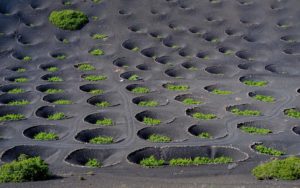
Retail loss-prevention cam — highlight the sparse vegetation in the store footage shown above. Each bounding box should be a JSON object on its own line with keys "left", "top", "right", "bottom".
{"left": 0, "top": 154, "right": 49, "bottom": 183}
{"left": 252, "top": 156, "right": 300, "bottom": 180}
{"left": 138, "top": 100, "right": 159, "bottom": 107}
{"left": 84, "top": 75, "right": 107, "bottom": 81}
{"left": 77, "top": 63, "right": 95, "bottom": 71}
{"left": 47, "top": 112, "right": 66, "bottom": 120}
{"left": 212, "top": 89, "right": 233, "bottom": 95}
{"left": 169, "top": 156, "right": 233, "bottom": 166}
{"left": 131, "top": 87, "right": 150, "bottom": 94}
{"left": 139, "top": 156, "right": 165, "bottom": 167}
{"left": 49, "top": 9, "right": 88, "bottom": 30}
{"left": 85, "top": 158, "right": 101, "bottom": 168}
{"left": 92, "top": 33, "right": 107, "bottom": 40}
{"left": 284, "top": 108, "right": 300, "bottom": 119}
{"left": 47, "top": 76, "right": 63, "bottom": 82}
{"left": 230, "top": 108, "right": 261, "bottom": 116}
{"left": 128, "top": 74, "right": 139, "bottom": 81}
{"left": 243, "top": 80, "right": 268, "bottom": 87}
{"left": 131, "top": 47, "right": 139, "bottom": 52}
{"left": 0, "top": 114, "right": 25, "bottom": 122}
{"left": 46, "top": 67, "right": 59, "bottom": 72}
{"left": 198, "top": 132, "right": 212, "bottom": 139}
{"left": 95, "top": 101, "right": 110, "bottom": 107}
{"left": 22, "top": 56, "right": 32, "bottom": 62}
{"left": 89, "top": 136, "right": 113, "bottom": 144}
{"left": 34, "top": 132, "right": 59, "bottom": 141}
{"left": 7, "top": 88, "right": 25, "bottom": 94}
{"left": 53, "top": 99, "right": 72, "bottom": 105}
{"left": 239, "top": 126, "right": 272, "bottom": 135}
{"left": 254, "top": 144, "right": 284, "bottom": 156}
{"left": 143, "top": 117, "right": 161, "bottom": 125}
{"left": 192, "top": 112, "right": 217, "bottom": 120}
{"left": 95, "top": 118, "right": 113, "bottom": 126}
{"left": 182, "top": 98, "right": 201, "bottom": 105}
{"left": 165, "top": 84, "right": 189, "bottom": 91}
{"left": 16, "top": 68, "right": 26, "bottom": 72}
{"left": 88, "top": 89, "right": 104, "bottom": 95}
{"left": 253, "top": 94, "right": 275, "bottom": 102}
{"left": 14, "top": 77, "right": 28, "bottom": 83}
{"left": 44, "top": 89, "right": 64, "bottom": 94}
{"left": 54, "top": 55, "right": 66, "bottom": 60}
{"left": 89, "top": 49, "right": 104, "bottom": 56}
{"left": 147, "top": 134, "right": 171, "bottom": 142}
{"left": 7, "top": 100, "right": 30, "bottom": 106}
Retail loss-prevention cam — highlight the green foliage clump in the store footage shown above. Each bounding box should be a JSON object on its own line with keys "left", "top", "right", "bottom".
{"left": 89, "top": 49, "right": 104, "bottom": 56}
{"left": 0, "top": 114, "right": 25, "bottom": 122}
{"left": 95, "top": 101, "right": 110, "bottom": 107}
{"left": 128, "top": 74, "right": 139, "bottom": 81}
{"left": 143, "top": 117, "right": 161, "bottom": 125}
{"left": 54, "top": 55, "right": 66, "bottom": 60}
{"left": 77, "top": 63, "right": 95, "bottom": 71}
{"left": 44, "top": 89, "right": 64, "bottom": 94}
{"left": 46, "top": 67, "right": 59, "bottom": 72}
{"left": 169, "top": 156, "right": 233, "bottom": 166}
{"left": 131, "top": 47, "right": 139, "bottom": 52}
{"left": 254, "top": 144, "right": 284, "bottom": 156}
{"left": 84, "top": 75, "right": 107, "bottom": 81}
{"left": 131, "top": 87, "right": 150, "bottom": 94}
{"left": 198, "top": 132, "right": 212, "bottom": 139}
{"left": 182, "top": 98, "right": 201, "bottom": 105}
{"left": 47, "top": 112, "right": 66, "bottom": 120}
{"left": 92, "top": 33, "right": 107, "bottom": 40}
{"left": 85, "top": 159, "right": 101, "bottom": 167}
{"left": 34, "top": 132, "right": 58, "bottom": 141}
{"left": 165, "top": 84, "right": 189, "bottom": 91}
{"left": 89, "top": 136, "right": 113, "bottom": 144}
{"left": 49, "top": 9, "right": 88, "bottom": 30}
{"left": 212, "top": 89, "right": 233, "bottom": 95}
{"left": 14, "top": 77, "right": 28, "bottom": 83}
{"left": 22, "top": 56, "right": 32, "bottom": 62}
{"left": 147, "top": 134, "right": 171, "bottom": 143}
{"left": 253, "top": 94, "right": 275, "bottom": 102}
{"left": 88, "top": 89, "right": 104, "bottom": 95}
{"left": 95, "top": 118, "right": 113, "bottom": 126}
{"left": 284, "top": 108, "right": 300, "bottom": 119}
{"left": 230, "top": 108, "right": 261, "bottom": 116}
{"left": 0, "top": 154, "right": 49, "bottom": 183}
{"left": 192, "top": 112, "right": 217, "bottom": 120}
{"left": 252, "top": 156, "right": 300, "bottom": 180}
{"left": 139, "top": 156, "right": 165, "bottom": 167}
{"left": 7, "top": 100, "right": 30, "bottom": 106}
{"left": 53, "top": 100, "right": 72, "bottom": 105}
{"left": 47, "top": 76, "right": 63, "bottom": 82}
{"left": 138, "top": 100, "right": 159, "bottom": 107}
{"left": 239, "top": 126, "right": 272, "bottom": 135}
{"left": 7, "top": 88, "right": 25, "bottom": 94}
{"left": 16, "top": 68, "right": 26, "bottom": 73}
{"left": 243, "top": 80, "right": 268, "bottom": 87}
{"left": 169, "top": 158, "right": 193, "bottom": 166}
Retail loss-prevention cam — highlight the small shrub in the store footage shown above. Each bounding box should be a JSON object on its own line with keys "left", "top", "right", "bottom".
{"left": 7, "top": 100, "right": 30, "bottom": 106}
{"left": 16, "top": 68, "right": 26, "bottom": 73}
{"left": 92, "top": 0, "right": 102, "bottom": 3}
{"left": 198, "top": 132, "right": 212, "bottom": 139}
{"left": 54, "top": 55, "right": 66, "bottom": 60}
{"left": 47, "top": 112, "right": 66, "bottom": 120}
{"left": 131, "top": 47, "right": 139, "bottom": 52}
{"left": 95, "top": 118, "right": 113, "bottom": 126}
{"left": 44, "top": 89, "right": 64, "bottom": 94}
{"left": 243, "top": 80, "right": 268, "bottom": 87}
{"left": 53, "top": 99, "right": 72, "bottom": 105}
{"left": 138, "top": 100, "right": 159, "bottom": 107}
{"left": 254, "top": 144, "right": 284, "bottom": 156}
{"left": 192, "top": 156, "right": 233, "bottom": 165}
{"left": 89, "top": 136, "right": 113, "bottom": 144}
{"left": 14, "top": 77, "right": 28, "bottom": 83}
{"left": 284, "top": 108, "right": 300, "bottom": 119}
{"left": 0, "top": 114, "right": 25, "bottom": 122}
{"left": 128, "top": 74, "right": 139, "bottom": 81}
{"left": 131, "top": 87, "right": 150, "bottom": 94}
{"left": 169, "top": 158, "right": 193, "bottom": 166}
{"left": 165, "top": 84, "right": 189, "bottom": 91}
{"left": 0, "top": 155, "right": 49, "bottom": 183}
{"left": 139, "top": 156, "right": 165, "bottom": 167}
{"left": 230, "top": 108, "right": 261, "bottom": 116}
{"left": 34, "top": 132, "right": 58, "bottom": 141}
{"left": 22, "top": 56, "right": 32, "bottom": 62}
{"left": 47, "top": 76, "right": 63, "bottom": 82}
{"left": 77, "top": 63, "right": 95, "bottom": 71}
{"left": 7, "top": 88, "right": 25, "bottom": 94}
{"left": 92, "top": 33, "right": 107, "bottom": 40}
{"left": 182, "top": 98, "right": 201, "bottom": 105}
{"left": 85, "top": 159, "right": 101, "bottom": 168}
{"left": 95, "top": 101, "right": 110, "bottom": 107}
{"left": 147, "top": 134, "right": 171, "bottom": 142}
{"left": 84, "top": 75, "right": 107, "bottom": 81}
{"left": 143, "top": 117, "right": 161, "bottom": 125}
{"left": 252, "top": 156, "right": 300, "bottom": 180}
{"left": 49, "top": 9, "right": 88, "bottom": 30}
{"left": 46, "top": 67, "right": 59, "bottom": 72}
{"left": 192, "top": 112, "right": 217, "bottom": 120}
{"left": 88, "top": 89, "right": 104, "bottom": 95}
{"left": 89, "top": 49, "right": 104, "bottom": 56}
{"left": 239, "top": 126, "right": 272, "bottom": 135}
{"left": 212, "top": 89, "right": 233, "bottom": 95}
{"left": 253, "top": 95, "right": 275, "bottom": 102}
